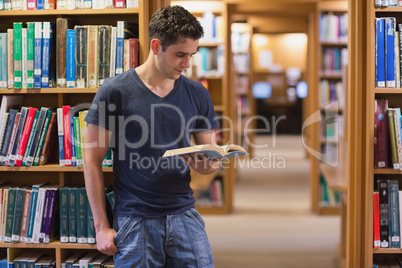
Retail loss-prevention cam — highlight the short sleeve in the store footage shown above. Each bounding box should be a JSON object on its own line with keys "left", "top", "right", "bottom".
{"left": 193, "top": 87, "right": 220, "bottom": 133}
{"left": 84, "top": 80, "right": 119, "bottom": 132}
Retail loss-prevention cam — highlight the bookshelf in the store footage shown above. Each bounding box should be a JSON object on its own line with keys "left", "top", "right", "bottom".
{"left": 170, "top": 0, "right": 235, "bottom": 214}
{"left": 346, "top": 0, "right": 402, "bottom": 266}
{"left": 0, "top": 0, "right": 168, "bottom": 266}
{"left": 230, "top": 22, "right": 255, "bottom": 157}
{"left": 310, "top": 0, "right": 348, "bottom": 215}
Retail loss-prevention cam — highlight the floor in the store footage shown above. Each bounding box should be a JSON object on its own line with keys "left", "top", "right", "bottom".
{"left": 203, "top": 135, "right": 341, "bottom": 268}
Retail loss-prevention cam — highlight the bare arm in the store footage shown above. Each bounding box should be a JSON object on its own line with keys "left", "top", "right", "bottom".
{"left": 179, "top": 130, "right": 221, "bottom": 174}
{"left": 83, "top": 123, "right": 118, "bottom": 256}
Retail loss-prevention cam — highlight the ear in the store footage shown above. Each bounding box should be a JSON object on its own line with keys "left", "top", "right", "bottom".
{"left": 151, "top": 39, "right": 161, "bottom": 55}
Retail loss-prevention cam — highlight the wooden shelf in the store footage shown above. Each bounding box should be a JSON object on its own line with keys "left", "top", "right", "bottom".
{"left": 374, "top": 168, "right": 402, "bottom": 174}
{"left": 0, "top": 88, "right": 99, "bottom": 94}
{"left": 199, "top": 42, "right": 223, "bottom": 47}
{"left": 317, "top": 206, "right": 341, "bottom": 215}
{"left": 321, "top": 41, "right": 348, "bottom": 46}
{"left": 0, "top": 241, "right": 97, "bottom": 249}
{"left": 375, "top": 7, "right": 402, "bottom": 12}
{"left": 374, "top": 88, "right": 402, "bottom": 94}
{"left": 0, "top": 8, "right": 139, "bottom": 16}
{"left": 319, "top": 72, "right": 343, "bottom": 79}
{"left": 0, "top": 164, "right": 113, "bottom": 172}
{"left": 373, "top": 248, "right": 402, "bottom": 254}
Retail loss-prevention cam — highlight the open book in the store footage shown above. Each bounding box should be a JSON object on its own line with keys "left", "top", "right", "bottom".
{"left": 162, "top": 144, "right": 248, "bottom": 159}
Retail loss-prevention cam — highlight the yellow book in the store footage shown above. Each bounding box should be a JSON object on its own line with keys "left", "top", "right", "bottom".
{"left": 79, "top": 111, "right": 87, "bottom": 160}
{"left": 162, "top": 144, "right": 247, "bottom": 159}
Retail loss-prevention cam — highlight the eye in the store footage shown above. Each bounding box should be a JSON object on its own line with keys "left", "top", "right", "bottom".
{"left": 176, "top": 54, "right": 185, "bottom": 58}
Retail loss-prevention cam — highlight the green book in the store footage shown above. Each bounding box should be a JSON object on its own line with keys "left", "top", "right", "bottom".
{"left": 4, "top": 186, "right": 16, "bottom": 242}
{"left": 87, "top": 197, "right": 95, "bottom": 244}
{"left": 33, "top": 109, "right": 52, "bottom": 166}
{"left": 76, "top": 186, "right": 87, "bottom": 244}
{"left": 27, "top": 22, "right": 35, "bottom": 88}
{"left": 68, "top": 187, "right": 77, "bottom": 243}
{"left": 73, "top": 117, "right": 83, "bottom": 167}
{"left": 13, "top": 22, "right": 23, "bottom": 89}
{"left": 11, "top": 186, "right": 26, "bottom": 242}
{"left": 106, "top": 190, "right": 115, "bottom": 209}
{"left": 22, "top": 110, "right": 39, "bottom": 166}
{"left": 59, "top": 186, "right": 69, "bottom": 243}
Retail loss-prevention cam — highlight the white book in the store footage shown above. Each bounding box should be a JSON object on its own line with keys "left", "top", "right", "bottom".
{"left": 126, "top": 0, "right": 138, "bottom": 7}
{"left": 67, "top": 0, "right": 75, "bottom": 9}
{"left": 22, "top": 28, "right": 27, "bottom": 89}
{"left": 91, "top": 0, "right": 104, "bottom": 9}
{"left": 31, "top": 187, "right": 47, "bottom": 243}
{"left": 79, "top": 252, "right": 98, "bottom": 268}
{"left": 109, "top": 27, "right": 117, "bottom": 78}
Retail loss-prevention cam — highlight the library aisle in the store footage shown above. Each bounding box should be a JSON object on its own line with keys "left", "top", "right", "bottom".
{"left": 203, "top": 135, "right": 341, "bottom": 268}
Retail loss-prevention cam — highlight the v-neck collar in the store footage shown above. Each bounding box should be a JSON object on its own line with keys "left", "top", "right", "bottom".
{"left": 133, "top": 69, "right": 181, "bottom": 101}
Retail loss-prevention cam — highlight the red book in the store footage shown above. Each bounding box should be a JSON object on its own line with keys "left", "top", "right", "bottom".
{"left": 63, "top": 106, "right": 72, "bottom": 166}
{"left": 114, "top": 0, "right": 124, "bottom": 8}
{"left": 129, "top": 38, "right": 139, "bottom": 68}
{"left": 14, "top": 107, "right": 38, "bottom": 166}
{"left": 373, "top": 191, "right": 380, "bottom": 249}
{"left": 39, "top": 112, "right": 56, "bottom": 166}
{"left": 375, "top": 99, "right": 389, "bottom": 169}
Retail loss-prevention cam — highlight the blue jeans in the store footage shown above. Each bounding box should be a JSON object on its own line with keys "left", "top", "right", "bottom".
{"left": 113, "top": 208, "right": 214, "bottom": 267}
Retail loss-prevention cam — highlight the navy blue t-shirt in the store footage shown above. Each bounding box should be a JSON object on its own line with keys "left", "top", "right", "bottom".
{"left": 85, "top": 69, "right": 219, "bottom": 217}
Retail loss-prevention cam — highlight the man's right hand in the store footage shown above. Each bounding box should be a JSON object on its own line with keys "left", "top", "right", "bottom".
{"left": 96, "top": 227, "right": 119, "bottom": 256}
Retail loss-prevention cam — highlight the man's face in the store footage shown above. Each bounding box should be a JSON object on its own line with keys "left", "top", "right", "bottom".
{"left": 156, "top": 38, "right": 199, "bottom": 80}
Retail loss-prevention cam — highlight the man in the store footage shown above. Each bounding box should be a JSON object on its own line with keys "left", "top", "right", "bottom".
{"left": 84, "top": 5, "right": 220, "bottom": 267}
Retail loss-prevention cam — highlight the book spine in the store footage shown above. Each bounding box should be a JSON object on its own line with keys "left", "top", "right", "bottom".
{"left": 22, "top": 110, "right": 39, "bottom": 166}
{"left": 14, "top": 107, "right": 37, "bottom": 166}
{"left": 114, "top": 0, "right": 123, "bottom": 8}
{"left": 11, "top": 187, "right": 26, "bottom": 242}
{"left": 126, "top": 0, "right": 137, "bottom": 8}
{"left": 115, "top": 21, "right": 124, "bottom": 75}
{"left": 129, "top": 38, "right": 139, "bottom": 68}
{"left": 0, "top": 110, "right": 17, "bottom": 165}
{"left": 57, "top": 108, "right": 65, "bottom": 167}
{"left": 68, "top": 187, "right": 76, "bottom": 243}
{"left": 38, "top": 112, "right": 56, "bottom": 166}
{"left": 13, "top": 22, "right": 22, "bottom": 89}
{"left": 74, "top": 117, "right": 82, "bottom": 167}
{"left": 41, "top": 22, "right": 51, "bottom": 88}
{"left": 7, "top": 29, "right": 14, "bottom": 89}
{"left": 26, "top": 184, "right": 40, "bottom": 243}
{"left": 57, "top": 18, "right": 68, "bottom": 88}
{"left": 59, "top": 187, "right": 69, "bottom": 243}
{"left": 43, "top": 187, "right": 56, "bottom": 243}
{"left": 33, "top": 109, "right": 51, "bottom": 166}
{"left": 386, "top": 17, "right": 396, "bottom": 88}
{"left": 376, "top": 18, "right": 386, "bottom": 88}
{"left": 0, "top": 33, "right": 7, "bottom": 88}
{"left": 66, "top": 29, "right": 76, "bottom": 88}
{"left": 63, "top": 106, "right": 72, "bottom": 166}
{"left": 36, "top": 0, "right": 43, "bottom": 9}
{"left": 34, "top": 22, "right": 42, "bottom": 89}
{"left": 379, "top": 179, "right": 390, "bottom": 248}
{"left": 0, "top": 113, "right": 9, "bottom": 155}
{"left": 27, "top": 22, "right": 35, "bottom": 88}
{"left": 389, "top": 181, "right": 401, "bottom": 248}
{"left": 0, "top": 189, "right": 8, "bottom": 241}
{"left": 83, "top": 0, "right": 90, "bottom": 8}
{"left": 31, "top": 187, "right": 46, "bottom": 243}
{"left": 98, "top": 26, "right": 110, "bottom": 86}
{"left": 8, "top": 107, "right": 28, "bottom": 166}
{"left": 26, "top": 107, "right": 48, "bottom": 166}
{"left": 26, "top": 0, "right": 35, "bottom": 9}
{"left": 4, "top": 187, "right": 16, "bottom": 242}
{"left": 78, "top": 111, "right": 86, "bottom": 161}
{"left": 375, "top": 99, "right": 389, "bottom": 168}
{"left": 22, "top": 28, "right": 27, "bottom": 89}
{"left": 70, "top": 113, "right": 76, "bottom": 167}
{"left": 19, "top": 189, "right": 31, "bottom": 242}
{"left": 123, "top": 39, "right": 129, "bottom": 72}
{"left": 75, "top": 26, "right": 87, "bottom": 88}
{"left": 388, "top": 109, "right": 399, "bottom": 169}
{"left": 109, "top": 26, "right": 116, "bottom": 77}
{"left": 87, "top": 25, "right": 98, "bottom": 88}
{"left": 57, "top": 0, "right": 67, "bottom": 9}
{"left": 5, "top": 113, "right": 20, "bottom": 166}
{"left": 87, "top": 198, "right": 95, "bottom": 244}
{"left": 67, "top": 0, "right": 74, "bottom": 9}
{"left": 76, "top": 187, "right": 87, "bottom": 244}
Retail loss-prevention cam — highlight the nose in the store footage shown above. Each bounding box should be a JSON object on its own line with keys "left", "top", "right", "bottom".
{"left": 181, "top": 56, "right": 191, "bottom": 69}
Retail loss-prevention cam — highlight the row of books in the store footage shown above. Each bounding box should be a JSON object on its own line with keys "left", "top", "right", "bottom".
{"left": 319, "top": 13, "right": 348, "bottom": 43}
{"left": 0, "top": 0, "right": 138, "bottom": 10}
{"left": 0, "top": 104, "right": 57, "bottom": 167}
{"left": 57, "top": 106, "right": 113, "bottom": 167}
{"left": 320, "top": 143, "right": 338, "bottom": 166}
{"left": 374, "top": 99, "right": 402, "bottom": 169}
{"left": 374, "top": 179, "right": 402, "bottom": 249}
{"left": 234, "top": 75, "right": 249, "bottom": 95}
{"left": 321, "top": 47, "right": 348, "bottom": 75}
{"left": 375, "top": 0, "right": 402, "bottom": 7}
{"left": 0, "top": 19, "right": 139, "bottom": 89}
{"left": 319, "top": 175, "right": 341, "bottom": 207}
{"left": 375, "top": 17, "right": 402, "bottom": 89}
{"left": 185, "top": 46, "right": 224, "bottom": 78}
{"left": 233, "top": 53, "right": 249, "bottom": 74}
{"left": 321, "top": 115, "right": 343, "bottom": 142}
{"left": 194, "top": 179, "right": 223, "bottom": 207}
{"left": 197, "top": 11, "right": 224, "bottom": 44}
{"left": 231, "top": 31, "right": 250, "bottom": 54}
{"left": 320, "top": 79, "right": 345, "bottom": 108}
